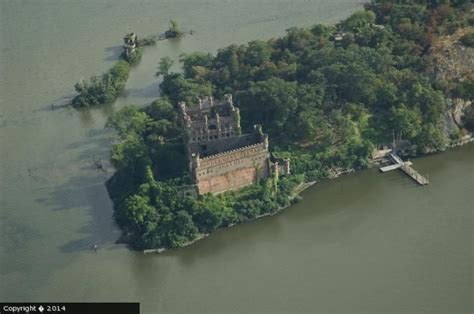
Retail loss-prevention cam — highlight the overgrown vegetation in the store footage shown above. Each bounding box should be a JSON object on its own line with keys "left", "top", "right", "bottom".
{"left": 107, "top": 0, "right": 473, "bottom": 250}
{"left": 460, "top": 31, "right": 474, "bottom": 47}
{"left": 70, "top": 35, "right": 152, "bottom": 108}
{"left": 462, "top": 106, "right": 474, "bottom": 131}
{"left": 71, "top": 61, "right": 131, "bottom": 108}
{"left": 105, "top": 98, "right": 304, "bottom": 249}
{"left": 452, "top": 78, "right": 474, "bottom": 99}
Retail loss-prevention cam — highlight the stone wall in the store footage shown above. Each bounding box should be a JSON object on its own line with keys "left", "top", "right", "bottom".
{"left": 195, "top": 143, "right": 269, "bottom": 194}
{"left": 189, "top": 133, "right": 261, "bottom": 158}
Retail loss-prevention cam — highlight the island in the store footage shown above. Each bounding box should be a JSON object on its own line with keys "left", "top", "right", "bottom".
{"left": 69, "top": 20, "right": 194, "bottom": 109}
{"left": 70, "top": 32, "right": 154, "bottom": 108}
{"left": 105, "top": 0, "right": 473, "bottom": 251}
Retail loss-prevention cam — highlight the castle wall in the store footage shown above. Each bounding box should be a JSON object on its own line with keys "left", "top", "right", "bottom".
{"left": 195, "top": 143, "right": 269, "bottom": 194}
{"left": 189, "top": 133, "right": 261, "bottom": 158}
{"left": 181, "top": 95, "right": 272, "bottom": 195}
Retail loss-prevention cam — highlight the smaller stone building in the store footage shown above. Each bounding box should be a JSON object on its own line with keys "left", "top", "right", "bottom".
{"left": 123, "top": 33, "right": 138, "bottom": 59}
{"left": 179, "top": 95, "right": 289, "bottom": 195}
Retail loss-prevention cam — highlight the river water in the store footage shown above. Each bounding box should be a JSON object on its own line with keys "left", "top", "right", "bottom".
{"left": 0, "top": 1, "right": 472, "bottom": 313}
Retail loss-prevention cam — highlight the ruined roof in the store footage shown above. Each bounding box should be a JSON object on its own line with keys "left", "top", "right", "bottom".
{"left": 189, "top": 133, "right": 263, "bottom": 158}
{"left": 185, "top": 104, "right": 233, "bottom": 121}
{"left": 181, "top": 95, "right": 235, "bottom": 119}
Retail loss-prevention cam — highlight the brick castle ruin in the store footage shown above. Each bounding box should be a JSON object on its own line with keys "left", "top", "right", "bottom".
{"left": 179, "top": 95, "right": 289, "bottom": 195}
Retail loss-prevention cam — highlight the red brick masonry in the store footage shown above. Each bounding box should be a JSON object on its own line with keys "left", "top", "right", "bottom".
{"left": 196, "top": 143, "right": 269, "bottom": 194}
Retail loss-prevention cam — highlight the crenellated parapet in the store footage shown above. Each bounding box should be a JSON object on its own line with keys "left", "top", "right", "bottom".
{"left": 200, "top": 142, "right": 266, "bottom": 164}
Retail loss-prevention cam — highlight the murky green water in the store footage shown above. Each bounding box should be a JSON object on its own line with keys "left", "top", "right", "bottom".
{"left": 1, "top": 1, "right": 472, "bottom": 313}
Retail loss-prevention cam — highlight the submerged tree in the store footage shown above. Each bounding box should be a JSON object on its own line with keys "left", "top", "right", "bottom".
{"left": 165, "top": 20, "right": 182, "bottom": 38}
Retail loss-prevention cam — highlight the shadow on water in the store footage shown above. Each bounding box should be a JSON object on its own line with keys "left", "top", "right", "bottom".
{"left": 158, "top": 212, "right": 285, "bottom": 266}
{"left": 122, "top": 82, "right": 160, "bottom": 99}
{"left": 1, "top": 94, "right": 75, "bottom": 129}
{"left": 63, "top": 129, "right": 114, "bottom": 177}
{"left": 33, "top": 93, "right": 76, "bottom": 113}
{"left": 166, "top": 37, "right": 183, "bottom": 52}
{"left": 56, "top": 176, "right": 114, "bottom": 253}
{"left": 76, "top": 105, "right": 113, "bottom": 129}
{"left": 33, "top": 101, "right": 72, "bottom": 114}
{"left": 35, "top": 128, "right": 118, "bottom": 254}
{"left": 104, "top": 45, "right": 123, "bottom": 62}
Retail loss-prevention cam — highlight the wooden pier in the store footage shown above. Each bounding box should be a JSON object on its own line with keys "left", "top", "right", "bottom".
{"left": 380, "top": 153, "right": 429, "bottom": 185}
{"left": 400, "top": 163, "right": 429, "bottom": 185}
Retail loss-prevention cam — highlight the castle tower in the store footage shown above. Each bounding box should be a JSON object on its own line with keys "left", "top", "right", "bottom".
{"left": 179, "top": 94, "right": 242, "bottom": 145}
{"left": 283, "top": 158, "right": 290, "bottom": 175}
{"left": 123, "top": 33, "right": 138, "bottom": 59}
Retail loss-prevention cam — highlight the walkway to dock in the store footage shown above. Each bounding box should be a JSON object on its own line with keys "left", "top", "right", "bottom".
{"left": 380, "top": 153, "right": 429, "bottom": 185}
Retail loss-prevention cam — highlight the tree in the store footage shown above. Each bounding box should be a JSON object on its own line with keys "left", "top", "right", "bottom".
{"left": 460, "top": 32, "right": 474, "bottom": 47}
{"left": 192, "top": 196, "right": 225, "bottom": 232}
{"left": 243, "top": 40, "right": 273, "bottom": 66}
{"left": 156, "top": 56, "right": 175, "bottom": 78}
{"left": 71, "top": 61, "right": 130, "bottom": 108}
{"left": 390, "top": 104, "right": 422, "bottom": 140}
{"left": 123, "top": 194, "right": 155, "bottom": 227}
{"left": 146, "top": 98, "right": 177, "bottom": 122}
{"left": 106, "top": 106, "right": 152, "bottom": 139}
{"left": 416, "top": 122, "right": 446, "bottom": 152}
{"left": 159, "top": 73, "right": 213, "bottom": 105}
{"left": 241, "top": 77, "right": 298, "bottom": 135}
{"left": 166, "top": 210, "right": 198, "bottom": 248}
{"left": 179, "top": 52, "right": 214, "bottom": 78}
{"left": 310, "top": 24, "right": 335, "bottom": 39}
{"left": 452, "top": 79, "right": 474, "bottom": 100}
{"left": 340, "top": 10, "right": 376, "bottom": 33}
{"left": 165, "top": 20, "right": 182, "bottom": 38}
{"left": 110, "top": 134, "right": 151, "bottom": 179}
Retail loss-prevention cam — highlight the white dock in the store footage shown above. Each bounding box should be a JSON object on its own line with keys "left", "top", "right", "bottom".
{"left": 380, "top": 160, "right": 413, "bottom": 172}
{"left": 380, "top": 163, "right": 402, "bottom": 172}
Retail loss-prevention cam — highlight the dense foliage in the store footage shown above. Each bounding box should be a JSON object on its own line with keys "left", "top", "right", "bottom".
{"left": 460, "top": 31, "right": 474, "bottom": 47}
{"left": 71, "top": 40, "right": 147, "bottom": 108}
{"left": 71, "top": 61, "right": 131, "bottom": 108}
{"left": 106, "top": 98, "right": 304, "bottom": 249}
{"left": 107, "top": 0, "right": 473, "bottom": 250}
{"left": 463, "top": 106, "right": 474, "bottom": 132}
